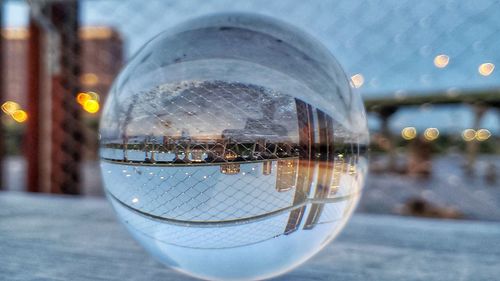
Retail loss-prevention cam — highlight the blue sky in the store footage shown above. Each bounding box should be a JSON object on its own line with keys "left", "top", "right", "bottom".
{"left": 5, "top": 0, "right": 28, "bottom": 26}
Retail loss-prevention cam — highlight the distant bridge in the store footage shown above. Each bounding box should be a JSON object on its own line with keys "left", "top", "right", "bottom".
{"left": 363, "top": 88, "right": 500, "bottom": 174}
{"left": 364, "top": 88, "right": 500, "bottom": 110}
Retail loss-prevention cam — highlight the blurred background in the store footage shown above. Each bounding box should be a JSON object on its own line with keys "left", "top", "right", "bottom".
{"left": 2, "top": 0, "right": 499, "bottom": 221}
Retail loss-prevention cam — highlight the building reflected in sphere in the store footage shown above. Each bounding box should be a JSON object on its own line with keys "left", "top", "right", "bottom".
{"left": 100, "top": 13, "right": 369, "bottom": 281}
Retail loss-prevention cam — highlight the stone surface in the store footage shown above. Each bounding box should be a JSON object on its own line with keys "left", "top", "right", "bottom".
{"left": 1, "top": 191, "right": 499, "bottom": 281}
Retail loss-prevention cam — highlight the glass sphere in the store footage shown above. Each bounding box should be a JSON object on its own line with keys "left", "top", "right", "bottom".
{"left": 100, "top": 13, "right": 369, "bottom": 281}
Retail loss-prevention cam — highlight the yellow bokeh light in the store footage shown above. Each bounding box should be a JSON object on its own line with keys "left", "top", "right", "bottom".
{"left": 83, "top": 100, "right": 100, "bottom": 113}
{"left": 434, "top": 54, "right": 449, "bottom": 68}
{"left": 12, "top": 109, "right": 28, "bottom": 123}
{"left": 462, "top": 129, "right": 476, "bottom": 142}
{"left": 423, "top": 128, "right": 439, "bottom": 141}
{"left": 476, "top": 129, "right": 491, "bottom": 141}
{"left": 1, "top": 101, "right": 20, "bottom": 115}
{"left": 351, "top": 73, "right": 364, "bottom": 88}
{"left": 401, "top": 127, "right": 417, "bottom": 140}
{"left": 80, "top": 73, "right": 99, "bottom": 86}
{"left": 478, "top": 63, "right": 495, "bottom": 76}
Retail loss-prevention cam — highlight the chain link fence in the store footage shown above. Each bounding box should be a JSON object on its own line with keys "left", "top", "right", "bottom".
{"left": 2, "top": 0, "right": 499, "bottom": 220}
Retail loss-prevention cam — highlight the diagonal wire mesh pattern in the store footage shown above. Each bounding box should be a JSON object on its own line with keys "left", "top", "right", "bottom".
{"left": 102, "top": 161, "right": 297, "bottom": 222}
{"left": 77, "top": 0, "right": 500, "bottom": 95}
{"left": 99, "top": 80, "right": 303, "bottom": 223}
{"left": 109, "top": 182, "right": 358, "bottom": 249}
{"left": 99, "top": 72, "right": 364, "bottom": 223}
{"left": 5, "top": 0, "right": 499, "bottom": 196}
{"left": 111, "top": 196, "right": 295, "bottom": 249}
{"left": 103, "top": 80, "right": 299, "bottom": 158}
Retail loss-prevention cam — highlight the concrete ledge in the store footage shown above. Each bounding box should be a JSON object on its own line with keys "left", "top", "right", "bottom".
{"left": 1, "top": 192, "right": 499, "bottom": 281}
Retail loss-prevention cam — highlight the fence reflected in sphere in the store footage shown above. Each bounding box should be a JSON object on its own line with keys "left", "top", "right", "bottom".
{"left": 100, "top": 13, "right": 369, "bottom": 281}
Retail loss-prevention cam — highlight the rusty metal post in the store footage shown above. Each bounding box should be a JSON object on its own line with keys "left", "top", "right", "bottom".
{"left": 377, "top": 106, "right": 398, "bottom": 172}
{"left": 0, "top": 0, "right": 6, "bottom": 190}
{"left": 25, "top": 9, "right": 43, "bottom": 193}
{"left": 49, "top": 1, "right": 82, "bottom": 194}
{"left": 26, "top": 1, "right": 82, "bottom": 194}
{"left": 0, "top": 0, "right": 4, "bottom": 190}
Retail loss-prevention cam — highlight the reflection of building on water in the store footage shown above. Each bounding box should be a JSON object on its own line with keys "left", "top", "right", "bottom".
{"left": 285, "top": 99, "right": 316, "bottom": 234}
{"left": 144, "top": 135, "right": 158, "bottom": 163}
{"left": 263, "top": 160, "right": 273, "bottom": 175}
{"left": 285, "top": 99, "right": 360, "bottom": 234}
{"left": 276, "top": 159, "right": 298, "bottom": 192}
{"left": 101, "top": 97, "right": 363, "bottom": 237}
{"left": 220, "top": 163, "right": 241, "bottom": 175}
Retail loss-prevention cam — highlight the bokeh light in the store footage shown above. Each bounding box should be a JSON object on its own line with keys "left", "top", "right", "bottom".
{"left": 80, "top": 73, "right": 100, "bottom": 86}
{"left": 423, "top": 128, "right": 439, "bottom": 141}
{"left": 83, "top": 100, "right": 100, "bottom": 113}
{"left": 1, "top": 101, "right": 20, "bottom": 115}
{"left": 76, "top": 92, "right": 92, "bottom": 105}
{"left": 351, "top": 73, "right": 364, "bottom": 88}
{"left": 478, "top": 62, "right": 495, "bottom": 76}
{"left": 87, "top": 91, "right": 100, "bottom": 102}
{"left": 77, "top": 92, "right": 100, "bottom": 113}
{"left": 476, "top": 129, "right": 491, "bottom": 141}
{"left": 401, "top": 127, "right": 417, "bottom": 140}
{"left": 433, "top": 54, "right": 449, "bottom": 68}
{"left": 462, "top": 129, "right": 476, "bottom": 142}
{"left": 12, "top": 109, "right": 28, "bottom": 123}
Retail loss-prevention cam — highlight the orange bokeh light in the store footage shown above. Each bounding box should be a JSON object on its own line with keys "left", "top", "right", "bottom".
{"left": 12, "top": 109, "right": 28, "bottom": 123}
{"left": 76, "top": 92, "right": 92, "bottom": 105}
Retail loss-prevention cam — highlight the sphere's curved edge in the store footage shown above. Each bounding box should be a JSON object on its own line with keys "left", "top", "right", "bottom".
{"left": 99, "top": 11, "right": 369, "bottom": 281}
{"left": 108, "top": 190, "right": 360, "bottom": 281}
{"left": 106, "top": 188, "right": 361, "bottom": 227}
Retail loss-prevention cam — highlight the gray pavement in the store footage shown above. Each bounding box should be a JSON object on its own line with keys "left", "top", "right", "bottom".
{"left": 1, "top": 192, "right": 499, "bottom": 281}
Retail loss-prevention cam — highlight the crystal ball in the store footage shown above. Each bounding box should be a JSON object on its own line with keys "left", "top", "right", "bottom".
{"left": 100, "top": 13, "right": 369, "bottom": 281}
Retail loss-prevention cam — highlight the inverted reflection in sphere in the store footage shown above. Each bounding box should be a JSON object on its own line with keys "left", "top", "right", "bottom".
{"left": 99, "top": 13, "right": 369, "bottom": 281}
